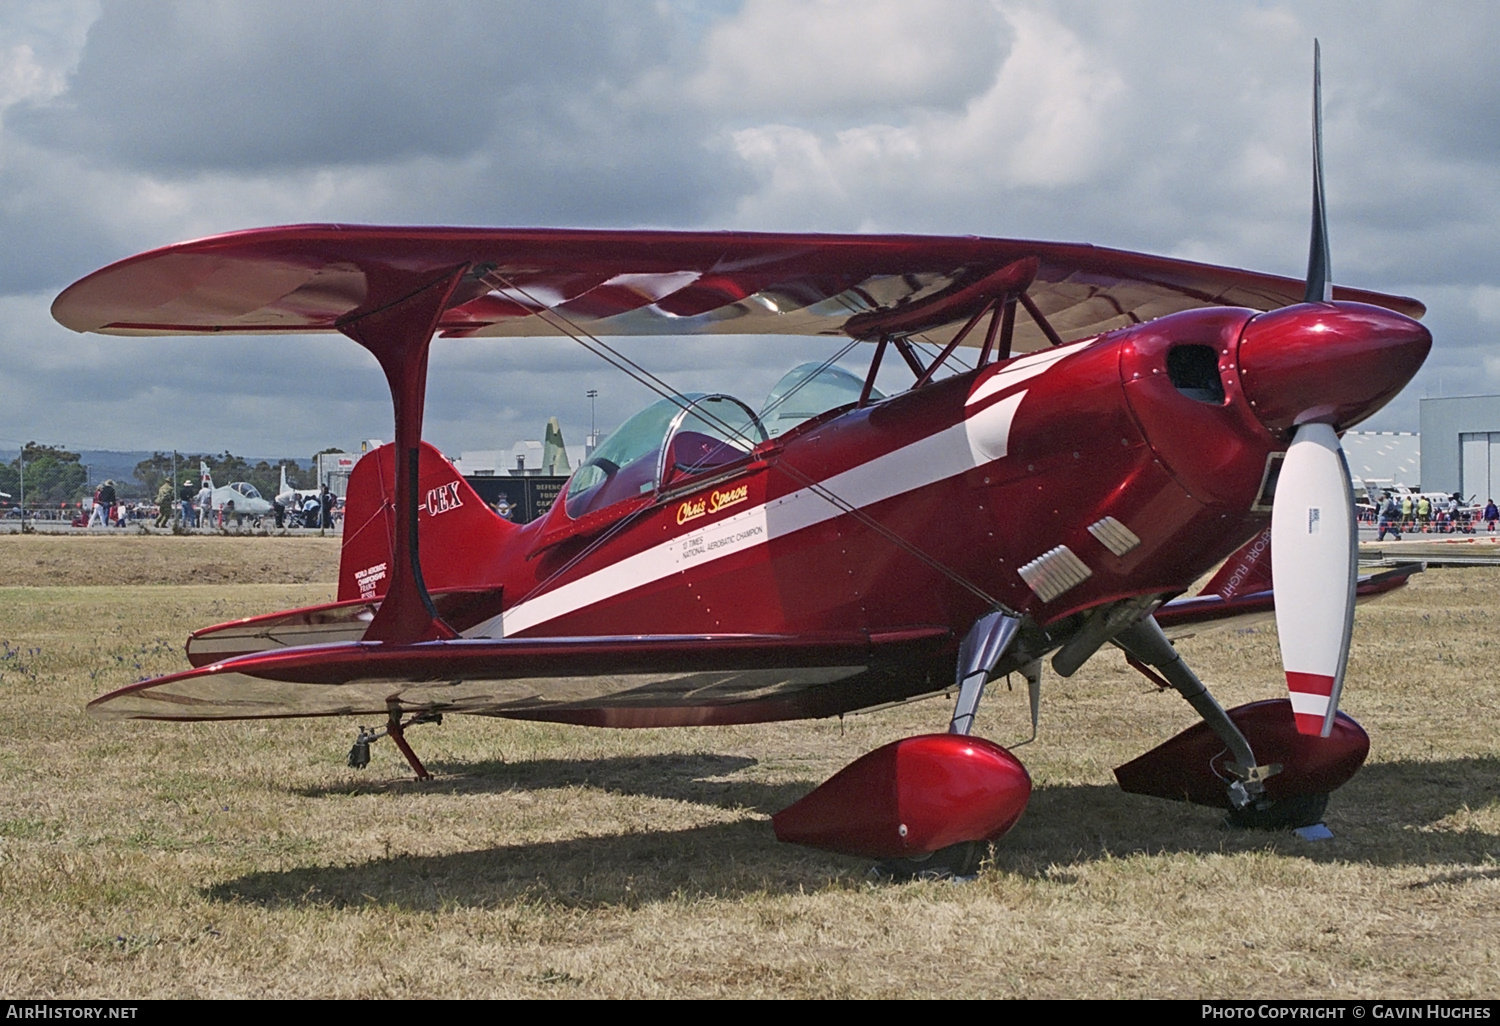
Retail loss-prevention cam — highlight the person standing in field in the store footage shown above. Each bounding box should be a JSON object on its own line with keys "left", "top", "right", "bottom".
{"left": 92, "top": 480, "right": 118, "bottom": 528}
{"left": 155, "top": 481, "right": 175, "bottom": 527}
{"left": 179, "top": 479, "right": 196, "bottom": 526}
{"left": 1378, "top": 495, "right": 1401, "bottom": 542}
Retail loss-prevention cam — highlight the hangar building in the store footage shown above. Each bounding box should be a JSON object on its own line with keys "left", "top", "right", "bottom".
{"left": 1419, "top": 395, "right": 1500, "bottom": 500}
{"left": 1341, "top": 430, "right": 1420, "bottom": 494}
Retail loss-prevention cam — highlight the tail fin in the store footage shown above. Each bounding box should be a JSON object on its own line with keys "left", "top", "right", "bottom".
{"left": 543, "top": 416, "right": 571, "bottom": 475}
{"left": 338, "top": 442, "right": 520, "bottom": 602}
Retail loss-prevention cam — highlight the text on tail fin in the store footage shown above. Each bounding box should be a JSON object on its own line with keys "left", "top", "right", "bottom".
{"left": 338, "top": 441, "right": 520, "bottom": 602}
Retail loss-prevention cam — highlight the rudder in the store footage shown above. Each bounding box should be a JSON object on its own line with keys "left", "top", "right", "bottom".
{"left": 338, "top": 442, "right": 519, "bottom": 602}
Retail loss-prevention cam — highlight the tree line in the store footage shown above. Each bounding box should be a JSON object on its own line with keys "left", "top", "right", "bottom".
{"left": 0, "top": 444, "right": 88, "bottom": 505}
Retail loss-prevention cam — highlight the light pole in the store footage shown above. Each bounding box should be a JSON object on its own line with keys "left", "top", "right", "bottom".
{"left": 586, "top": 389, "right": 599, "bottom": 453}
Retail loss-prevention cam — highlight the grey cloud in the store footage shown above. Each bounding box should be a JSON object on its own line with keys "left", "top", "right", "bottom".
{"left": 4, "top": 1, "right": 1498, "bottom": 457}
{"left": 14, "top": 1, "right": 686, "bottom": 173}
{"left": 1, "top": 2, "right": 752, "bottom": 301}
{"left": 685, "top": 0, "right": 1009, "bottom": 123}
{"left": 1342, "top": 6, "right": 1500, "bottom": 163}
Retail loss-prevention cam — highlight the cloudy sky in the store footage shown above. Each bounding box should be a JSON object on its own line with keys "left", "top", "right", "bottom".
{"left": 2, "top": 1, "right": 1496, "bottom": 459}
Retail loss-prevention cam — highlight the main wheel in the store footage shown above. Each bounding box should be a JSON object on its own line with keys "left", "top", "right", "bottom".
{"left": 871, "top": 840, "right": 985, "bottom": 881}
{"left": 1223, "top": 791, "right": 1329, "bottom": 831}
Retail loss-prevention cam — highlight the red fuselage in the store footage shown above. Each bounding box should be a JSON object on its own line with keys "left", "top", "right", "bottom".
{"left": 411, "top": 302, "right": 1427, "bottom": 647}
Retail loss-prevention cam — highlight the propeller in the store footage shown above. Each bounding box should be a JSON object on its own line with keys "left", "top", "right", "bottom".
{"left": 1304, "top": 40, "right": 1331, "bottom": 305}
{"left": 1271, "top": 423, "right": 1358, "bottom": 736}
{"left": 1271, "top": 41, "right": 1359, "bottom": 738}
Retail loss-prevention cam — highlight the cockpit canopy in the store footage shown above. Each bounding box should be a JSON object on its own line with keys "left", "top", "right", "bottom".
{"left": 231, "top": 482, "right": 261, "bottom": 500}
{"left": 563, "top": 362, "right": 876, "bottom": 520}
{"left": 565, "top": 393, "right": 766, "bottom": 519}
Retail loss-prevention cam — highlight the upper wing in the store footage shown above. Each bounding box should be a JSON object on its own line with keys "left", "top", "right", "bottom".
{"left": 52, "top": 225, "right": 1425, "bottom": 357}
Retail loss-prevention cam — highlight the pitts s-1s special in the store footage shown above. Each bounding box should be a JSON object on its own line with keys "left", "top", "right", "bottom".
{"left": 55, "top": 49, "right": 1429, "bottom": 876}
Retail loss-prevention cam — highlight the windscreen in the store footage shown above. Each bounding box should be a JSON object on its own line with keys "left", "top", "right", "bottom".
{"left": 760, "top": 362, "right": 878, "bottom": 438}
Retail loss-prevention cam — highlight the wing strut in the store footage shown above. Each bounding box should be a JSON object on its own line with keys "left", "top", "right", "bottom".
{"left": 991, "top": 296, "right": 1018, "bottom": 362}
{"left": 893, "top": 338, "right": 927, "bottom": 378}
{"left": 1017, "top": 292, "right": 1066, "bottom": 348}
{"left": 858, "top": 335, "right": 889, "bottom": 407}
{"left": 337, "top": 264, "right": 471, "bottom": 644}
{"left": 912, "top": 302, "right": 992, "bottom": 388}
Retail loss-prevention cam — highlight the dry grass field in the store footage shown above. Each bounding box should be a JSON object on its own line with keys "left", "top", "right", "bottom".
{"left": 0, "top": 534, "right": 1495, "bottom": 998}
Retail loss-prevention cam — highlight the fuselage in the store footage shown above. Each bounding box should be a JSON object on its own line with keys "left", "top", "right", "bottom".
{"left": 128, "top": 299, "right": 1431, "bottom": 726}
{"left": 457, "top": 301, "right": 1425, "bottom": 647}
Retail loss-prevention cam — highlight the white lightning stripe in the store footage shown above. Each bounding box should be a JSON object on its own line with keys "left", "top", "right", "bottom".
{"left": 966, "top": 339, "right": 1091, "bottom": 408}
{"left": 1288, "top": 691, "right": 1331, "bottom": 718}
{"left": 474, "top": 391, "right": 1028, "bottom": 638}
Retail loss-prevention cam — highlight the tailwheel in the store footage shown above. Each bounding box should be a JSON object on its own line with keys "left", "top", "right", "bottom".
{"left": 871, "top": 840, "right": 985, "bottom": 882}
{"left": 345, "top": 708, "right": 443, "bottom": 780}
{"left": 1223, "top": 791, "right": 1329, "bottom": 832}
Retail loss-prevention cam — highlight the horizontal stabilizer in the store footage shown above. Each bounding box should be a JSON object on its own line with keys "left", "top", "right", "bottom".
{"left": 1154, "top": 561, "right": 1419, "bottom": 640}
{"left": 185, "top": 587, "right": 509, "bottom": 666}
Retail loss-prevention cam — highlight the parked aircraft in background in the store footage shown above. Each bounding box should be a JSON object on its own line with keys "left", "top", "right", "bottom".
{"left": 542, "top": 417, "right": 571, "bottom": 476}
{"left": 273, "top": 465, "right": 299, "bottom": 509}
{"left": 199, "top": 461, "right": 274, "bottom": 523}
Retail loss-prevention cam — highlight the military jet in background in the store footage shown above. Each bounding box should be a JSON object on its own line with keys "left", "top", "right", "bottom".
{"left": 199, "top": 461, "right": 274, "bottom": 524}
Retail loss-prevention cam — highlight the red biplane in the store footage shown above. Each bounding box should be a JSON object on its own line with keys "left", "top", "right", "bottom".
{"left": 52, "top": 55, "right": 1431, "bottom": 875}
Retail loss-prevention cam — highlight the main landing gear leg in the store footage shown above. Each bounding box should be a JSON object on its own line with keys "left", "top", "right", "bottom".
{"left": 1112, "top": 615, "right": 1280, "bottom": 810}
{"left": 347, "top": 707, "right": 444, "bottom": 780}
{"left": 948, "top": 610, "right": 1023, "bottom": 736}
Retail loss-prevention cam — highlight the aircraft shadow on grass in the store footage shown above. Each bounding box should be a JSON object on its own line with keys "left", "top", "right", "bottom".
{"left": 208, "top": 754, "right": 1500, "bottom": 911}
{"left": 207, "top": 819, "right": 840, "bottom": 912}
{"left": 296, "top": 752, "right": 805, "bottom": 814}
